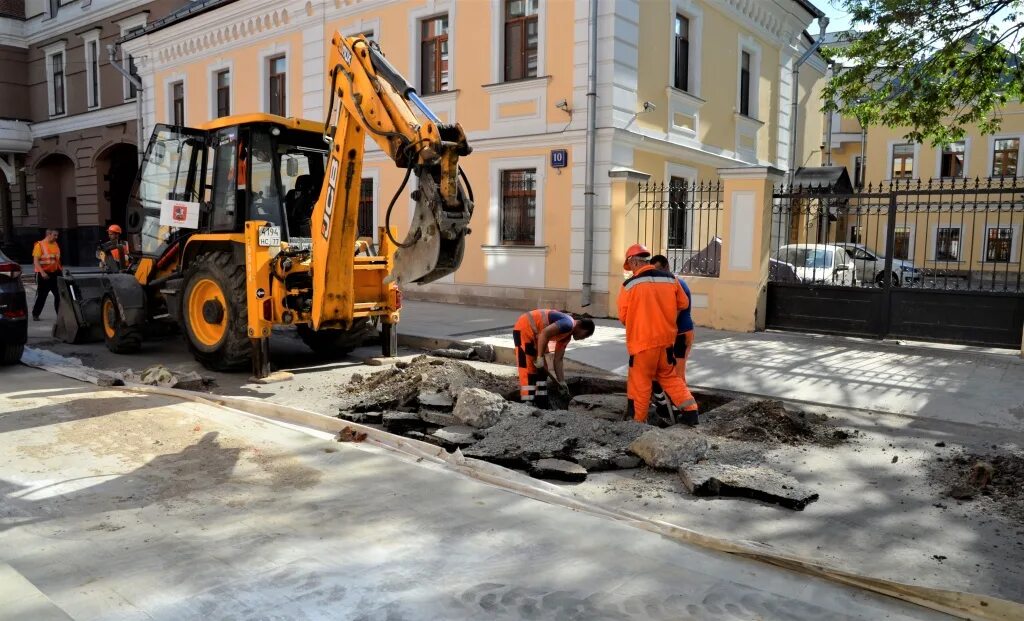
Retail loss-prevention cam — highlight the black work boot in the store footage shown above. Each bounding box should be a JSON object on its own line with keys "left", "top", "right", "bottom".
{"left": 679, "top": 410, "right": 700, "bottom": 427}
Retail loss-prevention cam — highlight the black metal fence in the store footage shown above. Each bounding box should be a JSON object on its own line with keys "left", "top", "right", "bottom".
{"left": 634, "top": 180, "right": 723, "bottom": 276}
{"left": 771, "top": 178, "right": 1024, "bottom": 293}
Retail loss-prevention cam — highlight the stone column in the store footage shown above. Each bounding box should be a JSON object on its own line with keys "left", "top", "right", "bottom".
{"left": 711, "top": 166, "right": 784, "bottom": 332}
{"left": 606, "top": 167, "right": 650, "bottom": 319}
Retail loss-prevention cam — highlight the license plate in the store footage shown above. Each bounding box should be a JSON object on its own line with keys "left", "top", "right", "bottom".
{"left": 258, "top": 225, "right": 281, "bottom": 247}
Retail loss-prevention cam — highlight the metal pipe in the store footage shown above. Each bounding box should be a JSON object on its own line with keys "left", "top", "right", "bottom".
{"left": 108, "top": 43, "right": 145, "bottom": 166}
{"left": 859, "top": 124, "right": 867, "bottom": 188}
{"left": 581, "top": 0, "right": 598, "bottom": 308}
{"left": 824, "top": 61, "right": 836, "bottom": 166}
{"left": 788, "top": 16, "right": 829, "bottom": 185}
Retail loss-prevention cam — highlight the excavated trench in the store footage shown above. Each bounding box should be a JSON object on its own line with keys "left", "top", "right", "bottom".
{"left": 337, "top": 355, "right": 851, "bottom": 509}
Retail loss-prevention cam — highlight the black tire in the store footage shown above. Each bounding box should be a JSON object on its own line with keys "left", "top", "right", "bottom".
{"left": 102, "top": 294, "right": 143, "bottom": 354}
{"left": 297, "top": 318, "right": 371, "bottom": 357}
{"left": 181, "top": 252, "right": 250, "bottom": 371}
{"left": 0, "top": 343, "right": 24, "bottom": 365}
{"left": 875, "top": 271, "right": 901, "bottom": 288}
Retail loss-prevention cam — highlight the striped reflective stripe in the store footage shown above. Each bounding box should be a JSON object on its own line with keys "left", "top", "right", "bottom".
{"left": 526, "top": 310, "right": 551, "bottom": 336}
{"left": 622, "top": 275, "right": 680, "bottom": 291}
{"left": 678, "top": 398, "right": 697, "bottom": 410}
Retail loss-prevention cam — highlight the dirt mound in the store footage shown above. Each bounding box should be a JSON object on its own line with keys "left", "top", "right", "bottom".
{"left": 931, "top": 451, "right": 1024, "bottom": 522}
{"left": 337, "top": 355, "right": 518, "bottom": 412}
{"left": 704, "top": 399, "right": 844, "bottom": 446}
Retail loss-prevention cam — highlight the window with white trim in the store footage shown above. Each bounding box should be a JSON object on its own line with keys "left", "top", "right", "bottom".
{"left": 503, "top": 0, "right": 539, "bottom": 81}
{"left": 992, "top": 138, "right": 1019, "bottom": 177}
{"left": 420, "top": 15, "right": 449, "bottom": 96}
{"left": 893, "top": 226, "right": 912, "bottom": 260}
{"left": 215, "top": 70, "right": 230, "bottom": 118}
{"left": 940, "top": 142, "right": 965, "bottom": 178}
{"left": 739, "top": 51, "right": 751, "bottom": 117}
{"left": 118, "top": 14, "right": 148, "bottom": 102}
{"left": 500, "top": 168, "right": 537, "bottom": 245}
{"left": 674, "top": 15, "right": 690, "bottom": 92}
{"left": 268, "top": 55, "right": 286, "bottom": 116}
{"left": 892, "top": 143, "right": 914, "bottom": 179}
{"left": 50, "top": 51, "right": 66, "bottom": 116}
{"left": 170, "top": 81, "right": 184, "bottom": 126}
{"left": 935, "top": 226, "right": 961, "bottom": 261}
{"left": 986, "top": 227, "right": 1013, "bottom": 263}
{"left": 84, "top": 34, "right": 101, "bottom": 109}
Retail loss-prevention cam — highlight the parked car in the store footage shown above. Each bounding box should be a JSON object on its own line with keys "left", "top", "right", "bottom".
{"left": 836, "top": 243, "right": 922, "bottom": 287}
{"left": 774, "top": 244, "right": 856, "bottom": 286}
{"left": 0, "top": 248, "right": 27, "bottom": 365}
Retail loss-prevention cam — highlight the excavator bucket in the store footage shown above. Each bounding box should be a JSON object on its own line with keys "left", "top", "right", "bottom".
{"left": 53, "top": 272, "right": 106, "bottom": 344}
{"left": 385, "top": 170, "right": 472, "bottom": 287}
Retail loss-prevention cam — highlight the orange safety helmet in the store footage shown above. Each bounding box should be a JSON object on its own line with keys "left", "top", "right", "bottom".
{"left": 622, "top": 243, "right": 651, "bottom": 269}
{"left": 107, "top": 224, "right": 122, "bottom": 235}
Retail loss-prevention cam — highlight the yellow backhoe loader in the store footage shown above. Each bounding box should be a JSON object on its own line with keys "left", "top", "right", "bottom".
{"left": 54, "top": 34, "right": 473, "bottom": 378}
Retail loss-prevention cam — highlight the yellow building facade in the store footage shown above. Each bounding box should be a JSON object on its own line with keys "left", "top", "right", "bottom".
{"left": 121, "top": 0, "right": 827, "bottom": 317}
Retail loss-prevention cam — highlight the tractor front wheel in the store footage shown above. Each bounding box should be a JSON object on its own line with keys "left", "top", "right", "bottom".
{"left": 181, "top": 252, "right": 250, "bottom": 371}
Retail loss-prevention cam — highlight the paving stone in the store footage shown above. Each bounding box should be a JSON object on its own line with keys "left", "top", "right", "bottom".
{"left": 529, "top": 459, "right": 588, "bottom": 483}
{"left": 680, "top": 464, "right": 820, "bottom": 511}
{"left": 629, "top": 427, "right": 709, "bottom": 470}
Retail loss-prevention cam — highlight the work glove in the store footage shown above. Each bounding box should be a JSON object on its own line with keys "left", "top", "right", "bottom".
{"left": 556, "top": 380, "right": 569, "bottom": 394}
{"left": 534, "top": 355, "right": 546, "bottom": 369}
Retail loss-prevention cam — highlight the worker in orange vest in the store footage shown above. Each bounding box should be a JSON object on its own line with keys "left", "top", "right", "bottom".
{"left": 31, "top": 228, "right": 62, "bottom": 320}
{"left": 618, "top": 244, "right": 699, "bottom": 426}
{"left": 101, "top": 224, "right": 131, "bottom": 270}
{"left": 512, "top": 309, "right": 595, "bottom": 407}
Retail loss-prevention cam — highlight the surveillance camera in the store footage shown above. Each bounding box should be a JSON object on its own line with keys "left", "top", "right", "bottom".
{"left": 555, "top": 98, "right": 570, "bottom": 111}
{"left": 642, "top": 101, "right": 656, "bottom": 112}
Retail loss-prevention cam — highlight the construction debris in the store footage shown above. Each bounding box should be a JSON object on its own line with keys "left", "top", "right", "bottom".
{"left": 680, "top": 464, "right": 820, "bottom": 511}
{"left": 529, "top": 459, "right": 588, "bottom": 483}
{"left": 452, "top": 388, "right": 506, "bottom": 428}
{"left": 629, "top": 427, "right": 710, "bottom": 470}
{"left": 121, "top": 365, "right": 211, "bottom": 391}
{"left": 933, "top": 452, "right": 1024, "bottom": 521}
{"left": 568, "top": 394, "right": 629, "bottom": 421}
{"left": 429, "top": 342, "right": 497, "bottom": 363}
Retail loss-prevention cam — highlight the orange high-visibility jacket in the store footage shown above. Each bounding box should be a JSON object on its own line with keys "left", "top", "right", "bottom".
{"left": 617, "top": 264, "right": 689, "bottom": 355}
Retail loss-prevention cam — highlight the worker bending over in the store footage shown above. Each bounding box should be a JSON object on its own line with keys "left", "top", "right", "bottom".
{"left": 619, "top": 244, "right": 699, "bottom": 426}
{"left": 513, "top": 309, "right": 595, "bottom": 407}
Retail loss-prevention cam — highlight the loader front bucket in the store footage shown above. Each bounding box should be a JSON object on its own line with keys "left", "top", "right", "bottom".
{"left": 53, "top": 272, "right": 107, "bottom": 344}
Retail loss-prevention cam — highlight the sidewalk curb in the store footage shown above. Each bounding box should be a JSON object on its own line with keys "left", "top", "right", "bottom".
{"left": 398, "top": 333, "right": 617, "bottom": 376}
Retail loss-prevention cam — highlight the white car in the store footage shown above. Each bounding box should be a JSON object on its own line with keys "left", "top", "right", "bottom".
{"left": 836, "top": 243, "right": 922, "bottom": 287}
{"left": 774, "top": 244, "right": 856, "bottom": 286}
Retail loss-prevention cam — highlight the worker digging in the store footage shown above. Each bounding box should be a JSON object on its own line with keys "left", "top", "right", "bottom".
{"left": 512, "top": 309, "right": 595, "bottom": 408}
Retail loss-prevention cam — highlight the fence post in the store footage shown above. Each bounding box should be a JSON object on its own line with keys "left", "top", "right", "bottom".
{"left": 714, "top": 166, "right": 785, "bottom": 331}
{"left": 607, "top": 168, "right": 651, "bottom": 318}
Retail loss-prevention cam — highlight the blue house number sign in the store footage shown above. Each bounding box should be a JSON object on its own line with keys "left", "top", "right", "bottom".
{"left": 550, "top": 149, "right": 568, "bottom": 169}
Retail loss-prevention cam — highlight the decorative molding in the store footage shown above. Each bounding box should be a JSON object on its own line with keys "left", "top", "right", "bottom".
{"left": 666, "top": 86, "right": 704, "bottom": 141}
{"left": 0, "top": 120, "right": 33, "bottom": 153}
{"left": 481, "top": 245, "right": 549, "bottom": 256}
{"left": 29, "top": 103, "right": 136, "bottom": 139}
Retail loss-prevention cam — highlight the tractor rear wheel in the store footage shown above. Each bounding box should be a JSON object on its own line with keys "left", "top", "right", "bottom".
{"left": 181, "top": 252, "right": 250, "bottom": 371}
{"left": 102, "top": 294, "right": 143, "bottom": 354}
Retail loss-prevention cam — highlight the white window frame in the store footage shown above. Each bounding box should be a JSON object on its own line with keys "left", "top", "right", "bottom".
{"left": 82, "top": 29, "right": 102, "bottom": 111}
{"left": 118, "top": 14, "right": 148, "bottom": 103}
{"left": 259, "top": 44, "right": 290, "bottom": 116}
{"left": 736, "top": 35, "right": 761, "bottom": 120}
{"left": 928, "top": 224, "right": 965, "bottom": 262}
{"left": 208, "top": 61, "right": 234, "bottom": 120}
{"left": 490, "top": 0, "right": 546, "bottom": 84}
{"left": 43, "top": 41, "right": 67, "bottom": 118}
{"left": 669, "top": 0, "right": 702, "bottom": 98}
{"left": 987, "top": 134, "right": 1023, "bottom": 178}
{"left": 981, "top": 224, "right": 1021, "bottom": 263}
{"left": 340, "top": 17, "right": 380, "bottom": 42}
{"left": 410, "top": 1, "right": 455, "bottom": 95}
{"left": 887, "top": 140, "right": 920, "bottom": 181}
{"left": 664, "top": 162, "right": 697, "bottom": 252}
{"left": 165, "top": 76, "right": 186, "bottom": 126}
{"left": 935, "top": 139, "right": 969, "bottom": 179}
{"left": 487, "top": 155, "right": 546, "bottom": 247}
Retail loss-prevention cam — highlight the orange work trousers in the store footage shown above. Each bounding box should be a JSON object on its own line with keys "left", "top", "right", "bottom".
{"left": 627, "top": 346, "right": 696, "bottom": 423}
{"left": 512, "top": 314, "right": 549, "bottom": 407}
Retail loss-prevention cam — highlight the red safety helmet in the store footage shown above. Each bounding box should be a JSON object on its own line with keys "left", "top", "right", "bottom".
{"left": 622, "top": 243, "right": 651, "bottom": 269}
{"left": 107, "top": 224, "right": 122, "bottom": 234}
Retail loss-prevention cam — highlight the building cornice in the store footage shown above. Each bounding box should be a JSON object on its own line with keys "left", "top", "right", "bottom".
{"left": 29, "top": 103, "right": 135, "bottom": 140}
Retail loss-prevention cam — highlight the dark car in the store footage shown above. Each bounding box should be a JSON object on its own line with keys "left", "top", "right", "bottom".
{"left": 0, "top": 248, "right": 27, "bottom": 364}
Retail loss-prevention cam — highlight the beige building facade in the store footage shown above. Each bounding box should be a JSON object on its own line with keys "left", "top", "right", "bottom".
{"left": 121, "top": 0, "right": 827, "bottom": 316}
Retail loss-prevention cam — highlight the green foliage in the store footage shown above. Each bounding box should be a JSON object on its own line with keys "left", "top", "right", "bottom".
{"left": 823, "top": 0, "right": 1024, "bottom": 145}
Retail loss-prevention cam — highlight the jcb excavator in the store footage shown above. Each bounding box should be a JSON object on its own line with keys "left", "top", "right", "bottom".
{"left": 54, "top": 34, "right": 473, "bottom": 378}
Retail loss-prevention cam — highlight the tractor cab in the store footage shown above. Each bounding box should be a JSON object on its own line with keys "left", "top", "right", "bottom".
{"left": 125, "top": 115, "right": 330, "bottom": 260}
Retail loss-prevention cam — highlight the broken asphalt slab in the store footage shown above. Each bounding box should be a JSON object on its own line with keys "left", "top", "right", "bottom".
{"left": 680, "top": 464, "right": 820, "bottom": 511}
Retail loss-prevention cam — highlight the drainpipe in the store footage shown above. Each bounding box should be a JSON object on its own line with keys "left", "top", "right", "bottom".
{"left": 108, "top": 43, "right": 145, "bottom": 166}
{"left": 824, "top": 61, "right": 836, "bottom": 166}
{"left": 581, "top": 0, "right": 598, "bottom": 308}
{"left": 859, "top": 124, "right": 867, "bottom": 188}
{"left": 788, "top": 16, "right": 829, "bottom": 185}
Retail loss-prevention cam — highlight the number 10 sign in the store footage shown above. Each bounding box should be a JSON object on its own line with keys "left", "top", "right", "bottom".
{"left": 550, "top": 149, "right": 568, "bottom": 169}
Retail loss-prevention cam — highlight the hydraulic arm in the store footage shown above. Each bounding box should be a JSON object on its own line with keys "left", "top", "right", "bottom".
{"left": 309, "top": 34, "right": 473, "bottom": 331}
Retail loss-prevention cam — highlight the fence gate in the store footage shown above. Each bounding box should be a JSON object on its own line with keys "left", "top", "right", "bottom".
{"left": 768, "top": 179, "right": 1024, "bottom": 348}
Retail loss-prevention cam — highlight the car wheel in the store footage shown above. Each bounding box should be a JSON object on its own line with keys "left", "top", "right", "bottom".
{"left": 0, "top": 343, "right": 24, "bottom": 365}
{"left": 875, "top": 271, "right": 900, "bottom": 288}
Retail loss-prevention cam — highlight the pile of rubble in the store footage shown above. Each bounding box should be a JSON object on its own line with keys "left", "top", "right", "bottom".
{"left": 337, "top": 356, "right": 850, "bottom": 509}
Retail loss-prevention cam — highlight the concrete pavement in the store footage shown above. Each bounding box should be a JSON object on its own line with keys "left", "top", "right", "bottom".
{"left": 0, "top": 364, "right": 959, "bottom": 620}
{"left": 398, "top": 301, "right": 1024, "bottom": 432}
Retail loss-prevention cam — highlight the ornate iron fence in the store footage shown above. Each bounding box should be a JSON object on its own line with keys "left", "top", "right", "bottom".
{"left": 634, "top": 180, "right": 723, "bottom": 277}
